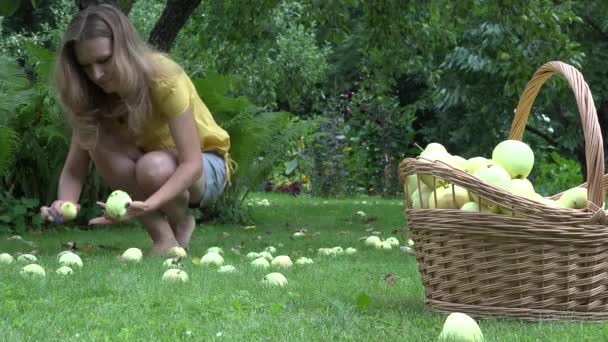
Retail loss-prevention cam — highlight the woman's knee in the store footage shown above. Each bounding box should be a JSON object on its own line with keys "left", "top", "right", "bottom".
{"left": 135, "top": 151, "right": 177, "bottom": 192}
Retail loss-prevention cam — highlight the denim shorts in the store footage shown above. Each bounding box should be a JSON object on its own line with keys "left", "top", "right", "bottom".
{"left": 200, "top": 152, "right": 227, "bottom": 207}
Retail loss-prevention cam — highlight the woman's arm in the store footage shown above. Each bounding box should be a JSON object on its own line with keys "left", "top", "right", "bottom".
{"left": 145, "top": 106, "right": 203, "bottom": 210}
{"left": 58, "top": 134, "right": 91, "bottom": 202}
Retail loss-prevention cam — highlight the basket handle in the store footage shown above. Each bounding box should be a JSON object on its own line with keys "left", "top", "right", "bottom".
{"left": 509, "top": 61, "right": 605, "bottom": 208}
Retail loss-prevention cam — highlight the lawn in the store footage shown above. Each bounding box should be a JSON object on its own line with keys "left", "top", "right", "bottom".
{"left": 1, "top": 193, "right": 608, "bottom": 341}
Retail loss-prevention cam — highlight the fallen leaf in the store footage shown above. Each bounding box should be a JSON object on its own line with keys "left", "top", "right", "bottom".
{"left": 243, "top": 225, "right": 256, "bottom": 231}
{"left": 338, "top": 230, "right": 351, "bottom": 235}
{"left": 358, "top": 236, "right": 368, "bottom": 241}
{"left": 191, "top": 257, "right": 201, "bottom": 265}
{"left": 372, "top": 231, "right": 382, "bottom": 235}
{"left": 385, "top": 273, "right": 396, "bottom": 285}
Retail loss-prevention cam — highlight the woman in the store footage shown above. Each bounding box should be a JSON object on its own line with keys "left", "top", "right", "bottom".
{"left": 39, "top": 4, "right": 233, "bottom": 255}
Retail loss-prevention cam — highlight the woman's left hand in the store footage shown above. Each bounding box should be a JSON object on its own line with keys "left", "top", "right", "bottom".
{"left": 88, "top": 200, "right": 158, "bottom": 225}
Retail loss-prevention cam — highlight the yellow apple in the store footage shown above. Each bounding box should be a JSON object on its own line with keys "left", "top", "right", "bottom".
{"left": 466, "top": 157, "right": 492, "bottom": 174}
{"left": 429, "top": 184, "right": 471, "bottom": 209}
{"left": 492, "top": 139, "right": 535, "bottom": 179}
{"left": 470, "top": 163, "right": 511, "bottom": 201}
{"left": 557, "top": 187, "right": 588, "bottom": 209}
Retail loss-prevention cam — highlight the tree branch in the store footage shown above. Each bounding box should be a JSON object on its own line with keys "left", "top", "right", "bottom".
{"left": 75, "top": 0, "right": 136, "bottom": 15}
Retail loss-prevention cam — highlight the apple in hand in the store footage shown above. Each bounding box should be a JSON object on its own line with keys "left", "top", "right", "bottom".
{"left": 60, "top": 201, "right": 78, "bottom": 221}
{"left": 106, "top": 190, "right": 132, "bottom": 219}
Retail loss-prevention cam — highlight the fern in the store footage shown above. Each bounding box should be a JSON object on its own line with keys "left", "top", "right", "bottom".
{"left": 0, "top": 127, "right": 19, "bottom": 177}
{"left": 0, "top": 56, "right": 32, "bottom": 119}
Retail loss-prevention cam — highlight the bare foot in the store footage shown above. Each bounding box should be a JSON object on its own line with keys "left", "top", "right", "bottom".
{"left": 171, "top": 214, "right": 196, "bottom": 250}
{"left": 149, "top": 240, "right": 180, "bottom": 256}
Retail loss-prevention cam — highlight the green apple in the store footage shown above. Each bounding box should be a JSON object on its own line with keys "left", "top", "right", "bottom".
{"left": 318, "top": 248, "right": 336, "bottom": 256}
{"left": 438, "top": 312, "right": 483, "bottom": 342}
{"left": 262, "top": 272, "right": 288, "bottom": 287}
{"left": 162, "top": 269, "right": 189, "bottom": 283}
{"left": 0, "top": 253, "right": 14, "bottom": 264}
{"left": 119, "top": 247, "right": 143, "bottom": 263}
{"left": 460, "top": 201, "right": 499, "bottom": 214}
{"left": 55, "top": 266, "right": 74, "bottom": 276}
{"left": 508, "top": 178, "right": 535, "bottom": 196}
{"left": 410, "top": 183, "right": 432, "bottom": 209}
{"left": 445, "top": 155, "right": 468, "bottom": 171}
{"left": 17, "top": 254, "right": 37, "bottom": 263}
{"left": 264, "top": 246, "right": 277, "bottom": 254}
{"left": 59, "top": 252, "right": 83, "bottom": 268}
{"left": 466, "top": 157, "right": 491, "bottom": 174}
{"left": 407, "top": 239, "right": 415, "bottom": 247}
{"left": 380, "top": 241, "right": 392, "bottom": 250}
{"left": 105, "top": 190, "right": 132, "bottom": 220}
{"left": 200, "top": 252, "right": 224, "bottom": 266}
{"left": 364, "top": 236, "right": 382, "bottom": 249}
{"left": 292, "top": 231, "right": 305, "bottom": 238}
{"left": 60, "top": 201, "right": 78, "bottom": 221}
{"left": 420, "top": 142, "right": 448, "bottom": 156}
{"left": 385, "top": 237, "right": 400, "bottom": 247}
{"left": 246, "top": 252, "right": 261, "bottom": 260}
{"left": 471, "top": 163, "right": 511, "bottom": 201}
{"left": 251, "top": 257, "right": 270, "bottom": 269}
{"left": 169, "top": 247, "right": 187, "bottom": 258}
{"left": 295, "top": 257, "right": 314, "bottom": 265}
{"left": 205, "top": 247, "right": 223, "bottom": 255}
{"left": 218, "top": 265, "right": 237, "bottom": 273}
{"left": 163, "top": 258, "right": 180, "bottom": 269}
{"left": 332, "top": 247, "right": 344, "bottom": 255}
{"left": 429, "top": 184, "right": 471, "bottom": 209}
{"left": 20, "top": 264, "right": 45, "bottom": 278}
{"left": 557, "top": 187, "right": 588, "bottom": 209}
{"left": 258, "top": 251, "right": 273, "bottom": 261}
{"left": 271, "top": 255, "right": 293, "bottom": 268}
{"left": 405, "top": 174, "right": 420, "bottom": 194}
{"left": 492, "top": 139, "right": 535, "bottom": 179}
{"left": 418, "top": 151, "right": 452, "bottom": 188}
{"left": 344, "top": 247, "right": 357, "bottom": 255}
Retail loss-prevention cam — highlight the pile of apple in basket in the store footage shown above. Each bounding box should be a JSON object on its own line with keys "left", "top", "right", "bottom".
{"left": 405, "top": 140, "right": 587, "bottom": 212}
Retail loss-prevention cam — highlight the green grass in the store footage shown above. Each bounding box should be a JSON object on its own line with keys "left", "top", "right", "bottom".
{"left": 1, "top": 193, "right": 608, "bottom": 341}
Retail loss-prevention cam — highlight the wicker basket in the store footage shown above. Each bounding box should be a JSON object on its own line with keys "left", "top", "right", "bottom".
{"left": 398, "top": 61, "right": 608, "bottom": 321}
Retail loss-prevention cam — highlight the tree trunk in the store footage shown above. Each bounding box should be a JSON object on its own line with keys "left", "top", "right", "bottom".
{"left": 75, "top": 0, "right": 135, "bottom": 14}
{"left": 147, "top": 0, "right": 202, "bottom": 52}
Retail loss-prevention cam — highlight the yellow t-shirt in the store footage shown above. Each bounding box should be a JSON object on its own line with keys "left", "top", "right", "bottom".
{"left": 138, "top": 53, "right": 234, "bottom": 183}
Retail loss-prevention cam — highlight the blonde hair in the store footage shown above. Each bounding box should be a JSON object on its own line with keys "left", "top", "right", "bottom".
{"left": 53, "top": 4, "right": 176, "bottom": 149}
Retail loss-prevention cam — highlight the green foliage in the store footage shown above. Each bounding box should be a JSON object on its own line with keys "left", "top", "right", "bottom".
{"left": 0, "top": 191, "right": 43, "bottom": 234}
{"left": 531, "top": 151, "right": 584, "bottom": 197}
{"left": 192, "top": 74, "right": 312, "bottom": 223}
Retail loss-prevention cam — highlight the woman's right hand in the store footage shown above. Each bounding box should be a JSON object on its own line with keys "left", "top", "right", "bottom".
{"left": 40, "top": 200, "right": 77, "bottom": 223}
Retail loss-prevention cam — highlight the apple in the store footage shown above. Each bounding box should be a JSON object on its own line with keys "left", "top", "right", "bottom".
{"left": 163, "top": 258, "right": 180, "bottom": 268}
{"left": 205, "top": 247, "right": 223, "bottom": 255}
{"left": 0, "top": 253, "right": 14, "bottom": 264}
{"left": 344, "top": 247, "right": 357, "bottom": 255}
{"left": 471, "top": 163, "right": 511, "bottom": 201}
{"left": 259, "top": 251, "right": 273, "bottom": 261}
{"left": 445, "top": 155, "right": 468, "bottom": 171}
{"left": 292, "top": 232, "right": 305, "bottom": 239}
{"left": 380, "top": 241, "right": 392, "bottom": 250}
{"left": 318, "top": 248, "right": 336, "bottom": 256}
{"left": 251, "top": 257, "right": 270, "bottom": 269}
{"left": 162, "top": 269, "right": 189, "bottom": 283}
{"left": 364, "top": 236, "right": 382, "bottom": 249}
{"left": 418, "top": 151, "right": 452, "bottom": 188}
{"left": 332, "top": 247, "right": 344, "bottom": 255}
{"left": 59, "top": 252, "right": 83, "bottom": 268}
{"left": 271, "top": 255, "right": 293, "bottom": 268}
{"left": 295, "top": 257, "right": 314, "bottom": 265}
{"left": 508, "top": 178, "right": 535, "bottom": 196}
{"left": 466, "top": 157, "right": 492, "bottom": 174}
{"left": 60, "top": 201, "right": 78, "bottom": 221}
{"left": 492, "top": 139, "right": 535, "bottom": 179}
{"left": 200, "top": 252, "right": 224, "bottom": 266}
{"left": 17, "top": 254, "right": 37, "bottom": 263}
{"left": 557, "top": 187, "right": 588, "bottom": 209}
{"left": 262, "top": 272, "right": 288, "bottom": 287}
{"left": 55, "top": 266, "right": 74, "bottom": 276}
{"left": 428, "top": 184, "right": 471, "bottom": 209}
{"left": 405, "top": 174, "right": 420, "bottom": 194}
{"left": 385, "top": 237, "right": 400, "bottom": 247}
{"left": 246, "top": 252, "right": 261, "bottom": 260}
{"left": 119, "top": 248, "right": 143, "bottom": 263}
{"left": 407, "top": 239, "right": 415, "bottom": 247}
{"left": 420, "top": 142, "right": 448, "bottom": 156}
{"left": 218, "top": 265, "right": 237, "bottom": 273}
{"left": 105, "top": 190, "right": 132, "bottom": 220}
{"left": 20, "top": 264, "right": 45, "bottom": 278}
{"left": 264, "top": 246, "right": 277, "bottom": 254}
{"left": 410, "top": 183, "right": 432, "bottom": 209}
{"left": 460, "top": 201, "right": 499, "bottom": 214}
{"left": 438, "top": 312, "right": 483, "bottom": 342}
{"left": 168, "top": 247, "right": 187, "bottom": 258}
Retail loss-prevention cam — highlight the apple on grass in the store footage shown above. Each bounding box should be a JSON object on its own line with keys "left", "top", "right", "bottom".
{"left": 262, "top": 272, "right": 288, "bottom": 287}
{"left": 251, "top": 257, "right": 270, "bottom": 269}
{"left": 200, "top": 252, "right": 224, "bottom": 266}
{"left": 119, "top": 248, "right": 143, "bottom": 263}
{"left": 56, "top": 266, "right": 74, "bottom": 276}
{"left": 438, "top": 312, "right": 483, "bottom": 342}
{"left": 364, "top": 236, "right": 382, "bottom": 249}
{"left": 162, "top": 269, "right": 188, "bottom": 283}
{"left": 295, "top": 257, "right": 314, "bottom": 265}
{"left": 20, "top": 264, "right": 45, "bottom": 278}
{"left": 17, "top": 254, "right": 37, "bottom": 263}
{"left": 271, "top": 255, "right": 293, "bottom": 268}
{"left": 218, "top": 265, "right": 237, "bottom": 273}
{"left": 59, "top": 252, "right": 83, "bottom": 268}
{"left": 0, "top": 253, "right": 14, "bottom": 264}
